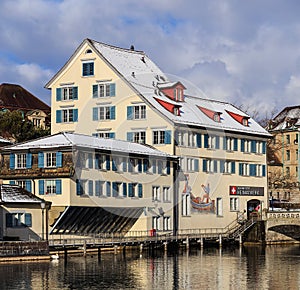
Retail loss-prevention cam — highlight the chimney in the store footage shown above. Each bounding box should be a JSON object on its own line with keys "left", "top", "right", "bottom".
{"left": 130, "top": 45, "right": 134, "bottom": 51}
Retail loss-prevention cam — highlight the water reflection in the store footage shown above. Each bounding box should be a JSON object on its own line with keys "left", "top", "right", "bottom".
{"left": 0, "top": 245, "right": 300, "bottom": 289}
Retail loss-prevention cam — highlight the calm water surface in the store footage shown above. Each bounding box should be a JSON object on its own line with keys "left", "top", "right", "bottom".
{"left": 0, "top": 245, "right": 299, "bottom": 290}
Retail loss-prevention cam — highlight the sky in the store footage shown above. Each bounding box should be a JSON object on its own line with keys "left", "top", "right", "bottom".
{"left": 1, "top": 0, "right": 300, "bottom": 119}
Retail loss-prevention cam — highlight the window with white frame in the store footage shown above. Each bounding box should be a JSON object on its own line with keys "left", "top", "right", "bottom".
{"left": 187, "top": 132, "right": 196, "bottom": 147}
{"left": 134, "top": 131, "right": 146, "bottom": 144}
{"left": 93, "top": 83, "right": 116, "bottom": 98}
{"left": 100, "top": 106, "right": 113, "bottom": 120}
{"left": 153, "top": 130, "right": 165, "bottom": 145}
{"left": 63, "top": 87, "right": 74, "bottom": 100}
{"left": 223, "top": 161, "right": 235, "bottom": 174}
{"left": 134, "top": 105, "right": 146, "bottom": 119}
{"left": 95, "top": 154, "right": 106, "bottom": 170}
{"left": 226, "top": 137, "right": 235, "bottom": 151}
{"left": 46, "top": 152, "right": 57, "bottom": 168}
{"left": 16, "top": 154, "right": 27, "bottom": 169}
{"left": 239, "top": 163, "right": 249, "bottom": 176}
{"left": 16, "top": 180, "right": 26, "bottom": 188}
{"left": 63, "top": 109, "right": 74, "bottom": 123}
{"left": 82, "top": 61, "right": 94, "bottom": 76}
{"left": 182, "top": 193, "right": 190, "bottom": 216}
{"left": 186, "top": 158, "right": 199, "bottom": 172}
{"left": 244, "top": 139, "right": 251, "bottom": 153}
{"left": 163, "top": 186, "right": 171, "bottom": 202}
{"left": 46, "top": 180, "right": 57, "bottom": 195}
{"left": 95, "top": 180, "right": 105, "bottom": 196}
{"left": 152, "top": 186, "right": 161, "bottom": 201}
{"left": 6, "top": 212, "right": 32, "bottom": 227}
{"left": 177, "top": 130, "right": 184, "bottom": 146}
{"left": 163, "top": 216, "right": 171, "bottom": 230}
{"left": 230, "top": 197, "right": 239, "bottom": 211}
{"left": 152, "top": 216, "right": 160, "bottom": 230}
{"left": 32, "top": 118, "right": 41, "bottom": 127}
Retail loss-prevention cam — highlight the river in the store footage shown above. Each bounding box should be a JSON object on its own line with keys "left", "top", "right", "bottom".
{"left": 0, "top": 245, "right": 299, "bottom": 289}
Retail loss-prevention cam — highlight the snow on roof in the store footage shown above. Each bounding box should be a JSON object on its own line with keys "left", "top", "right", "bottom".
{"left": 0, "top": 184, "right": 44, "bottom": 204}
{"left": 91, "top": 39, "right": 270, "bottom": 137}
{"left": 4, "top": 132, "right": 176, "bottom": 158}
{"left": 270, "top": 105, "right": 300, "bottom": 131}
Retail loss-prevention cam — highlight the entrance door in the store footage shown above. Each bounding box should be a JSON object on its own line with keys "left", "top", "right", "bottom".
{"left": 247, "top": 199, "right": 260, "bottom": 219}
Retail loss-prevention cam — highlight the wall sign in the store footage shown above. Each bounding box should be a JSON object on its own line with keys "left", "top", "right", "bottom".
{"left": 230, "top": 186, "right": 264, "bottom": 196}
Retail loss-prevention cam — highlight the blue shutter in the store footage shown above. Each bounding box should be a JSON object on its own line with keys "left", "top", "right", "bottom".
{"left": 220, "top": 160, "right": 225, "bottom": 173}
{"left": 109, "top": 132, "right": 115, "bottom": 139}
{"left": 204, "top": 134, "right": 209, "bottom": 148}
{"left": 166, "top": 161, "right": 171, "bottom": 174}
{"left": 165, "top": 130, "right": 172, "bottom": 144}
{"left": 6, "top": 213, "right": 13, "bottom": 227}
{"left": 137, "top": 159, "right": 142, "bottom": 173}
{"left": 106, "top": 182, "right": 111, "bottom": 197}
{"left": 194, "top": 159, "right": 199, "bottom": 172}
{"left": 9, "top": 153, "right": 15, "bottom": 169}
{"left": 88, "top": 153, "right": 93, "bottom": 169}
{"left": 231, "top": 162, "right": 236, "bottom": 174}
{"left": 213, "top": 160, "right": 218, "bottom": 173}
{"left": 26, "top": 153, "right": 32, "bottom": 169}
{"left": 138, "top": 184, "right": 143, "bottom": 198}
{"left": 127, "top": 132, "right": 133, "bottom": 142}
{"left": 196, "top": 133, "right": 201, "bottom": 148}
{"left": 251, "top": 140, "right": 256, "bottom": 153}
{"left": 56, "top": 88, "right": 62, "bottom": 101}
{"left": 174, "top": 130, "right": 179, "bottom": 145}
{"left": 202, "top": 159, "right": 207, "bottom": 172}
{"left": 112, "top": 182, "right": 118, "bottom": 197}
{"left": 93, "top": 107, "right": 98, "bottom": 121}
{"left": 73, "top": 109, "right": 78, "bottom": 122}
{"left": 39, "top": 180, "right": 45, "bottom": 195}
{"left": 56, "top": 152, "right": 62, "bottom": 168}
{"left": 143, "top": 159, "right": 148, "bottom": 172}
{"left": 25, "top": 180, "right": 31, "bottom": 192}
{"left": 234, "top": 138, "right": 238, "bottom": 151}
{"left": 239, "top": 163, "right": 243, "bottom": 176}
{"left": 262, "top": 165, "right": 266, "bottom": 177}
{"left": 152, "top": 160, "right": 157, "bottom": 174}
{"left": 9, "top": 180, "right": 15, "bottom": 185}
{"left": 215, "top": 136, "right": 220, "bottom": 149}
{"left": 241, "top": 139, "right": 245, "bottom": 152}
{"left": 110, "top": 106, "right": 116, "bottom": 120}
{"left": 110, "top": 83, "right": 116, "bottom": 96}
{"left": 38, "top": 152, "right": 44, "bottom": 168}
{"left": 56, "top": 110, "right": 62, "bottom": 123}
{"left": 94, "top": 154, "right": 99, "bottom": 169}
{"left": 56, "top": 180, "right": 62, "bottom": 195}
{"left": 128, "top": 183, "right": 133, "bottom": 197}
{"left": 112, "top": 159, "right": 117, "bottom": 171}
{"left": 128, "top": 159, "right": 133, "bottom": 172}
{"left": 158, "top": 161, "right": 162, "bottom": 174}
{"left": 250, "top": 164, "right": 256, "bottom": 176}
{"left": 123, "top": 183, "right": 127, "bottom": 197}
{"left": 223, "top": 137, "right": 227, "bottom": 150}
{"left": 262, "top": 141, "right": 266, "bottom": 154}
{"left": 127, "top": 106, "right": 133, "bottom": 120}
{"left": 106, "top": 155, "right": 110, "bottom": 170}
{"left": 25, "top": 213, "right": 32, "bottom": 227}
{"left": 93, "top": 85, "right": 98, "bottom": 98}
{"left": 88, "top": 180, "right": 93, "bottom": 196}
{"left": 95, "top": 181, "right": 100, "bottom": 196}
{"left": 122, "top": 159, "right": 127, "bottom": 172}
{"left": 76, "top": 179, "right": 82, "bottom": 195}
{"left": 73, "top": 87, "right": 78, "bottom": 100}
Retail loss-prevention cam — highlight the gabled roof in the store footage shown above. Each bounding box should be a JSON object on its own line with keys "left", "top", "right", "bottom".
{"left": 46, "top": 38, "right": 270, "bottom": 137}
{"left": 0, "top": 184, "right": 46, "bottom": 204}
{"left": 3, "top": 132, "right": 177, "bottom": 159}
{"left": 0, "top": 83, "right": 50, "bottom": 112}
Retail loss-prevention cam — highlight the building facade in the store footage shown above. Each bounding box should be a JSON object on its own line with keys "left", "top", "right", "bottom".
{"left": 267, "top": 106, "right": 300, "bottom": 202}
{"left": 0, "top": 132, "right": 177, "bottom": 237}
{"left": 45, "top": 38, "right": 270, "bottom": 231}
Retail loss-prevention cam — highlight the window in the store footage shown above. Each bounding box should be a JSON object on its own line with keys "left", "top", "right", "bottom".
{"left": 39, "top": 179, "right": 62, "bottom": 195}
{"left": 16, "top": 154, "right": 27, "bottom": 169}
{"left": 203, "top": 159, "right": 218, "bottom": 173}
{"left": 14, "top": 180, "right": 32, "bottom": 192}
{"left": 241, "top": 139, "right": 251, "bottom": 153}
{"left": 82, "top": 62, "right": 94, "bottom": 76}
{"left": 46, "top": 152, "right": 57, "bottom": 168}
{"left": 152, "top": 186, "right": 161, "bottom": 201}
{"left": 182, "top": 193, "right": 190, "bottom": 216}
{"left": 221, "top": 161, "right": 235, "bottom": 174}
{"left": 213, "top": 113, "right": 220, "bottom": 122}
{"left": 286, "top": 134, "right": 290, "bottom": 145}
{"left": 93, "top": 83, "right": 116, "bottom": 98}
{"left": 56, "top": 86, "right": 78, "bottom": 101}
{"left": 187, "top": 132, "right": 197, "bottom": 147}
{"left": 32, "top": 118, "right": 41, "bottom": 127}
{"left": 204, "top": 134, "right": 220, "bottom": 149}
{"left": 127, "top": 131, "right": 146, "bottom": 144}
{"left": 163, "top": 216, "right": 171, "bottom": 230}
{"left": 224, "top": 137, "right": 238, "bottom": 151}
{"left": 296, "top": 149, "right": 298, "bottom": 160}
{"left": 92, "top": 132, "right": 115, "bottom": 139}
{"left": 186, "top": 158, "right": 199, "bottom": 172}
{"left": 163, "top": 187, "right": 171, "bottom": 202}
{"left": 286, "top": 150, "right": 290, "bottom": 161}
{"left": 216, "top": 198, "right": 223, "bottom": 216}
{"left": 128, "top": 158, "right": 142, "bottom": 173}
{"left": 174, "top": 88, "right": 183, "bottom": 102}
{"left": 127, "top": 105, "right": 146, "bottom": 120}
{"left": 93, "top": 106, "right": 116, "bottom": 120}
{"left": 56, "top": 109, "right": 78, "bottom": 123}
{"left": 230, "top": 197, "right": 239, "bottom": 211}
{"left": 153, "top": 130, "right": 172, "bottom": 145}
{"left": 152, "top": 216, "right": 160, "bottom": 230}
{"left": 239, "top": 163, "right": 249, "bottom": 176}
{"left": 6, "top": 213, "right": 32, "bottom": 227}
{"left": 95, "top": 154, "right": 109, "bottom": 170}
{"left": 176, "top": 130, "right": 184, "bottom": 146}
{"left": 286, "top": 167, "right": 290, "bottom": 177}
{"left": 112, "top": 182, "right": 122, "bottom": 197}
{"left": 95, "top": 180, "right": 105, "bottom": 196}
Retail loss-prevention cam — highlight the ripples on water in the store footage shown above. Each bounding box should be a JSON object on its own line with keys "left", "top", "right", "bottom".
{"left": 0, "top": 245, "right": 300, "bottom": 290}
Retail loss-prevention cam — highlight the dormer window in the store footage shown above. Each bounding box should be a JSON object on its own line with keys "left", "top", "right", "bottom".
{"left": 198, "top": 106, "right": 222, "bottom": 123}
{"left": 213, "top": 113, "right": 220, "bottom": 122}
{"left": 242, "top": 118, "right": 248, "bottom": 126}
{"left": 174, "top": 107, "right": 180, "bottom": 116}
{"left": 154, "top": 97, "right": 181, "bottom": 116}
{"left": 226, "top": 110, "right": 250, "bottom": 127}
{"left": 174, "top": 88, "right": 184, "bottom": 102}
{"left": 157, "top": 81, "right": 186, "bottom": 102}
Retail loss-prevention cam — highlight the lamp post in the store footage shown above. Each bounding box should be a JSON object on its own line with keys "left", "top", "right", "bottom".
{"left": 41, "top": 201, "right": 45, "bottom": 241}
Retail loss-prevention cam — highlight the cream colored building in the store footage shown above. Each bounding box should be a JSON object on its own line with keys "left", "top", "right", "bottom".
{"left": 267, "top": 106, "right": 300, "bottom": 202}
{"left": 0, "top": 132, "right": 177, "bottom": 237}
{"left": 45, "top": 38, "right": 270, "bottom": 231}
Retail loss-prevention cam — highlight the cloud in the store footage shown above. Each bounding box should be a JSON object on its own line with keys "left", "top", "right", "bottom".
{"left": 0, "top": 0, "right": 300, "bottom": 117}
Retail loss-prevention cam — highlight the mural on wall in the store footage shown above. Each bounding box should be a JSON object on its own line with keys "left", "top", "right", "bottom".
{"left": 183, "top": 174, "right": 215, "bottom": 213}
